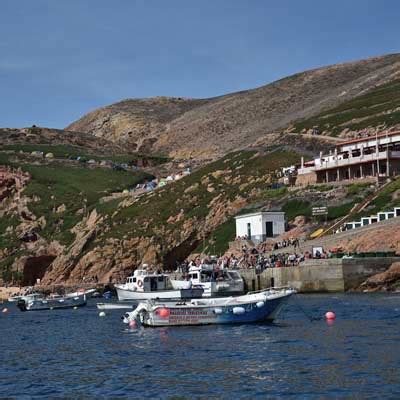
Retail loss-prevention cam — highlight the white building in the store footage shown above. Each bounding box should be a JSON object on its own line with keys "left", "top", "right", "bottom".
{"left": 296, "top": 131, "right": 400, "bottom": 185}
{"left": 235, "top": 212, "right": 286, "bottom": 243}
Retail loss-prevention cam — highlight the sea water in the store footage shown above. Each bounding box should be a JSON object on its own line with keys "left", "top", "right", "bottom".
{"left": 1, "top": 294, "right": 399, "bottom": 398}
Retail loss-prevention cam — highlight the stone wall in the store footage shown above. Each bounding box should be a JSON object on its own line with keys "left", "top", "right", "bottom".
{"left": 239, "top": 257, "right": 399, "bottom": 292}
{"left": 295, "top": 171, "right": 317, "bottom": 186}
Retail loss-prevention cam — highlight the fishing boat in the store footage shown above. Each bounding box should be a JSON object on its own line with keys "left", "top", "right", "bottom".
{"left": 8, "top": 292, "right": 44, "bottom": 302}
{"left": 170, "top": 262, "right": 244, "bottom": 297}
{"left": 122, "top": 287, "right": 295, "bottom": 327}
{"left": 17, "top": 293, "right": 87, "bottom": 311}
{"left": 115, "top": 268, "right": 204, "bottom": 301}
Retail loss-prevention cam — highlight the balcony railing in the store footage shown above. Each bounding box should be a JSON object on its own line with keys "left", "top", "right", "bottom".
{"left": 298, "top": 150, "right": 400, "bottom": 175}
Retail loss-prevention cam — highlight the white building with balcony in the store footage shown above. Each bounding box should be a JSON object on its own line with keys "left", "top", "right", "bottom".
{"left": 296, "top": 131, "right": 400, "bottom": 185}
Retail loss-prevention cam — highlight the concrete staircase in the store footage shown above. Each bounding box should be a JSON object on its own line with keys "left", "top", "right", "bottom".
{"left": 318, "top": 177, "right": 399, "bottom": 237}
{"left": 271, "top": 215, "right": 400, "bottom": 255}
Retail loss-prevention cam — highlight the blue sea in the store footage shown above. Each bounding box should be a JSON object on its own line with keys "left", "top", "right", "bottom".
{"left": 1, "top": 294, "right": 400, "bottom": 399}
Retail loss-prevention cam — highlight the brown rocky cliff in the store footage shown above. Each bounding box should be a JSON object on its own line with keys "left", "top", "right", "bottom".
{"left": 360, "top": 262, "right": 400, "bottom": 291}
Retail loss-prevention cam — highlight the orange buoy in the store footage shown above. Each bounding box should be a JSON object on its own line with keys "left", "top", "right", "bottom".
{"left": 157, "top": 308, "right": 170, "bottom": 318}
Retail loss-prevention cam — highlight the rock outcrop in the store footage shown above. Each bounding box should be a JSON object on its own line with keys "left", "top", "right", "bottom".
{"left": 360, "top": 262, "right": 400, "bottom": 291}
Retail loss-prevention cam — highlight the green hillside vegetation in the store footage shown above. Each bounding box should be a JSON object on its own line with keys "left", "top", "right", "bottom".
{"left": 93, "top": 150, "right": 300, "bottom": 248}
{"left": 194, "top": 218, "right": 236, "bottom": 255}
{"left": 0, "top": 158, "right": 151, "bottom": 251}
{"left": 1, "top": 144, "right": 169, "bottom": 165}
{"left": 294, "top": 79, "right": 400, "bottom": 136}
{"left": 352, "top": 177, "right": 400, "bottom": 219}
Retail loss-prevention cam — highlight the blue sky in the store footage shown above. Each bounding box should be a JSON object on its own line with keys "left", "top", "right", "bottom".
{"left": 1, "top": 0, "right": 399, "bottom": 128}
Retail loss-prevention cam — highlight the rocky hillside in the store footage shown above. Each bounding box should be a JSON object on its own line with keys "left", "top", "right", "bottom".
{"left": 67, "top": 54, "right": 400, "bottom": 160}
{"left": 0, "top": 146, "right": 305, "bottom": 285}
{"left": 292, "top": 78, "right": 400, "bottom": 138}
{"left": 0, "top": 126, "right": 126, "bottom": 154}
{"left": 3, "top": 135, "right": 396, "bottom": 287}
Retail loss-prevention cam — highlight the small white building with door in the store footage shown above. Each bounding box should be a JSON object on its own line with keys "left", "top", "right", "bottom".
{"left": 234, "top": 211, "right": 286, "bottom": 243}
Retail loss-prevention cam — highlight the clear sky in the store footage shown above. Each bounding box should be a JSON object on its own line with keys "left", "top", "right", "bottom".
{"left": 1, "top": 0, "right": 399, "bottom": 129}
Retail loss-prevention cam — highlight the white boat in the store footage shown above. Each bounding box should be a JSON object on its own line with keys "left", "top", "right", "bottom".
{"left": 97, "top": 302, "right": 135, "bottom": 310}
{"left": 123, "top": 288, "right": 295, "bottom": 327}
{"left": 8, "top": 291, "right": 44, "bottom": 302}
{"left": 66, "top": 288, "right": 96, "bottom": 298}
{"left": 115, "top": 269, "right": 204, "bottom": 301}
{"left": 170, "top": 263, "right": 244, "bottom": 297}
{"left": 17, "top": 293, "right": 87, "bottom": 311}
{"left": 9, "top": 292, "right": 44, "bottom": 302}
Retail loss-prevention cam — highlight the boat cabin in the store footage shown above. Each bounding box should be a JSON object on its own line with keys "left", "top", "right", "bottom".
{"left": 188, "top": 265, "right": 242, "bottom": 284}
{"left": 124, "top": 269, "right": 169, "bottom": 292}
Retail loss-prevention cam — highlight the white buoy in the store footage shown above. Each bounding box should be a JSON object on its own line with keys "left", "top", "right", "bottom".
{"left": 2, "top": 308, "right": 9, "bottom": 314}
{"left": 73, "top": 306, "right": 78, "bottom": 310}
{"left": 256, "top": 301, "right": 265, "bottom": 308}
{"left": 99, "top": 311, "right": 106, "bottom": 317}
{"left": 214, "top": 308, "right": 223, "bottom": 315}
{"left": 232, "top": 307, "right": 245, "bottom": 315}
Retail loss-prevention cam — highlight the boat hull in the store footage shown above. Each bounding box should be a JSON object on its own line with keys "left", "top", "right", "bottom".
{"left": 124, "top": 289, "right": 294, "bottom": 327}
{"left": 17, "top": 294, "right": 87, "bottom": 311}
{"left": 170, "top": 279, "right": 244, "bottom": 297}
{"left": 116, "top": 286, "right": 204, "bottom": 301}
{"left": 97, "top": 302, "right": 135, "bottom": 310}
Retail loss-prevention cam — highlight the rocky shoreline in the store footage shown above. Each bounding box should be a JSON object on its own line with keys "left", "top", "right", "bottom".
{"left": 358, "top": 262, "right": 400, "bottom": 292}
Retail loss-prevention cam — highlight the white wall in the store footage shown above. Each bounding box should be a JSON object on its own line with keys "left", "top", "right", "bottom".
{"left": 235, "top": 213, "right": 285, "bottom": 242}
{"left": 266, "top": 214, "right": 285, "bottom": 236}
{"left": 236, "top": 215, "right": 263, "bottom": 238}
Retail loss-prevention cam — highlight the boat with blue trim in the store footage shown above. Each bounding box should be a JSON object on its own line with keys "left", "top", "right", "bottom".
{"left": 122, "top": 287, "right": 295, "bottom": 327}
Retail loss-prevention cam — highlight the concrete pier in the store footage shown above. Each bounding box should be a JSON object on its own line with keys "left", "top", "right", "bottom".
{"left": 239, "top": 257, "right": 400, "bottom": 292}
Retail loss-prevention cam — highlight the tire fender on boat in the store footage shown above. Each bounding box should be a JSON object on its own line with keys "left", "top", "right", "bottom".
{"left": 232, "top": 307, "right": 245, "bottom": 315}
{"left": 256, "top": 301, "right": 265, "bottom": 308}
{"left": 213, "top": 308, "right": 223, "bottom": 315}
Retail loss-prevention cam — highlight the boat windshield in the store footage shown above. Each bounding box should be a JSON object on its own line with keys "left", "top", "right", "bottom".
{"left": 199, "top": 269, "right": 234, "bottom": 282}
{"left": 227, "top": 271, "right": 241, "bottom": 280}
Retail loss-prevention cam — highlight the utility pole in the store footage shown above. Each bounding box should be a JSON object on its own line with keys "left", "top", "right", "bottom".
{"left": 376, "top": 130, "right": 380, "bottom": 182}
{"left": 386, "top": 130, "right": 390, "bottom": 177}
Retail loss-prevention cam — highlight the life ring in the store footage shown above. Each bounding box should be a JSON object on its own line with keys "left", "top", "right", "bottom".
{"left": 137, "top": 280, "right": 143, "bottom": 288}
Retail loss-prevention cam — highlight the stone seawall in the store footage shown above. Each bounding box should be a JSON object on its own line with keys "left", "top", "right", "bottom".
{"left": 239, "top": 257, "right": 400, "bottom": 292}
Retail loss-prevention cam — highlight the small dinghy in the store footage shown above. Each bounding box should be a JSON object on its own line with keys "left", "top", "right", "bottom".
{"left": 122, "top": 288, "right": 295, "bottom": 327}
{"left": 17, "top": 293, "right": 87, "bottom": 311}
{"left": 97, "top": 302, "right": 135, "bottom": 310}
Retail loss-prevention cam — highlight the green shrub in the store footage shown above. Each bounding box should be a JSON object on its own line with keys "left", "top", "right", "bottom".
{"left": 282, "top": 199, "right": 311, "bottom": 221}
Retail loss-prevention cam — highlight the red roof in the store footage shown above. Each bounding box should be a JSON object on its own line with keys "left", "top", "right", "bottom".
{"left": 336, "top": 131, "right": 400, "bottom": 147}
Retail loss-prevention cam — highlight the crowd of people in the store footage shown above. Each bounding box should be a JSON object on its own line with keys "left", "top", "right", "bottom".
{"left": 174, "top": 237, "right": 332, "bottom": 274}
{"left": 272, "top": 238, "right": 300, "bottom": 250}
